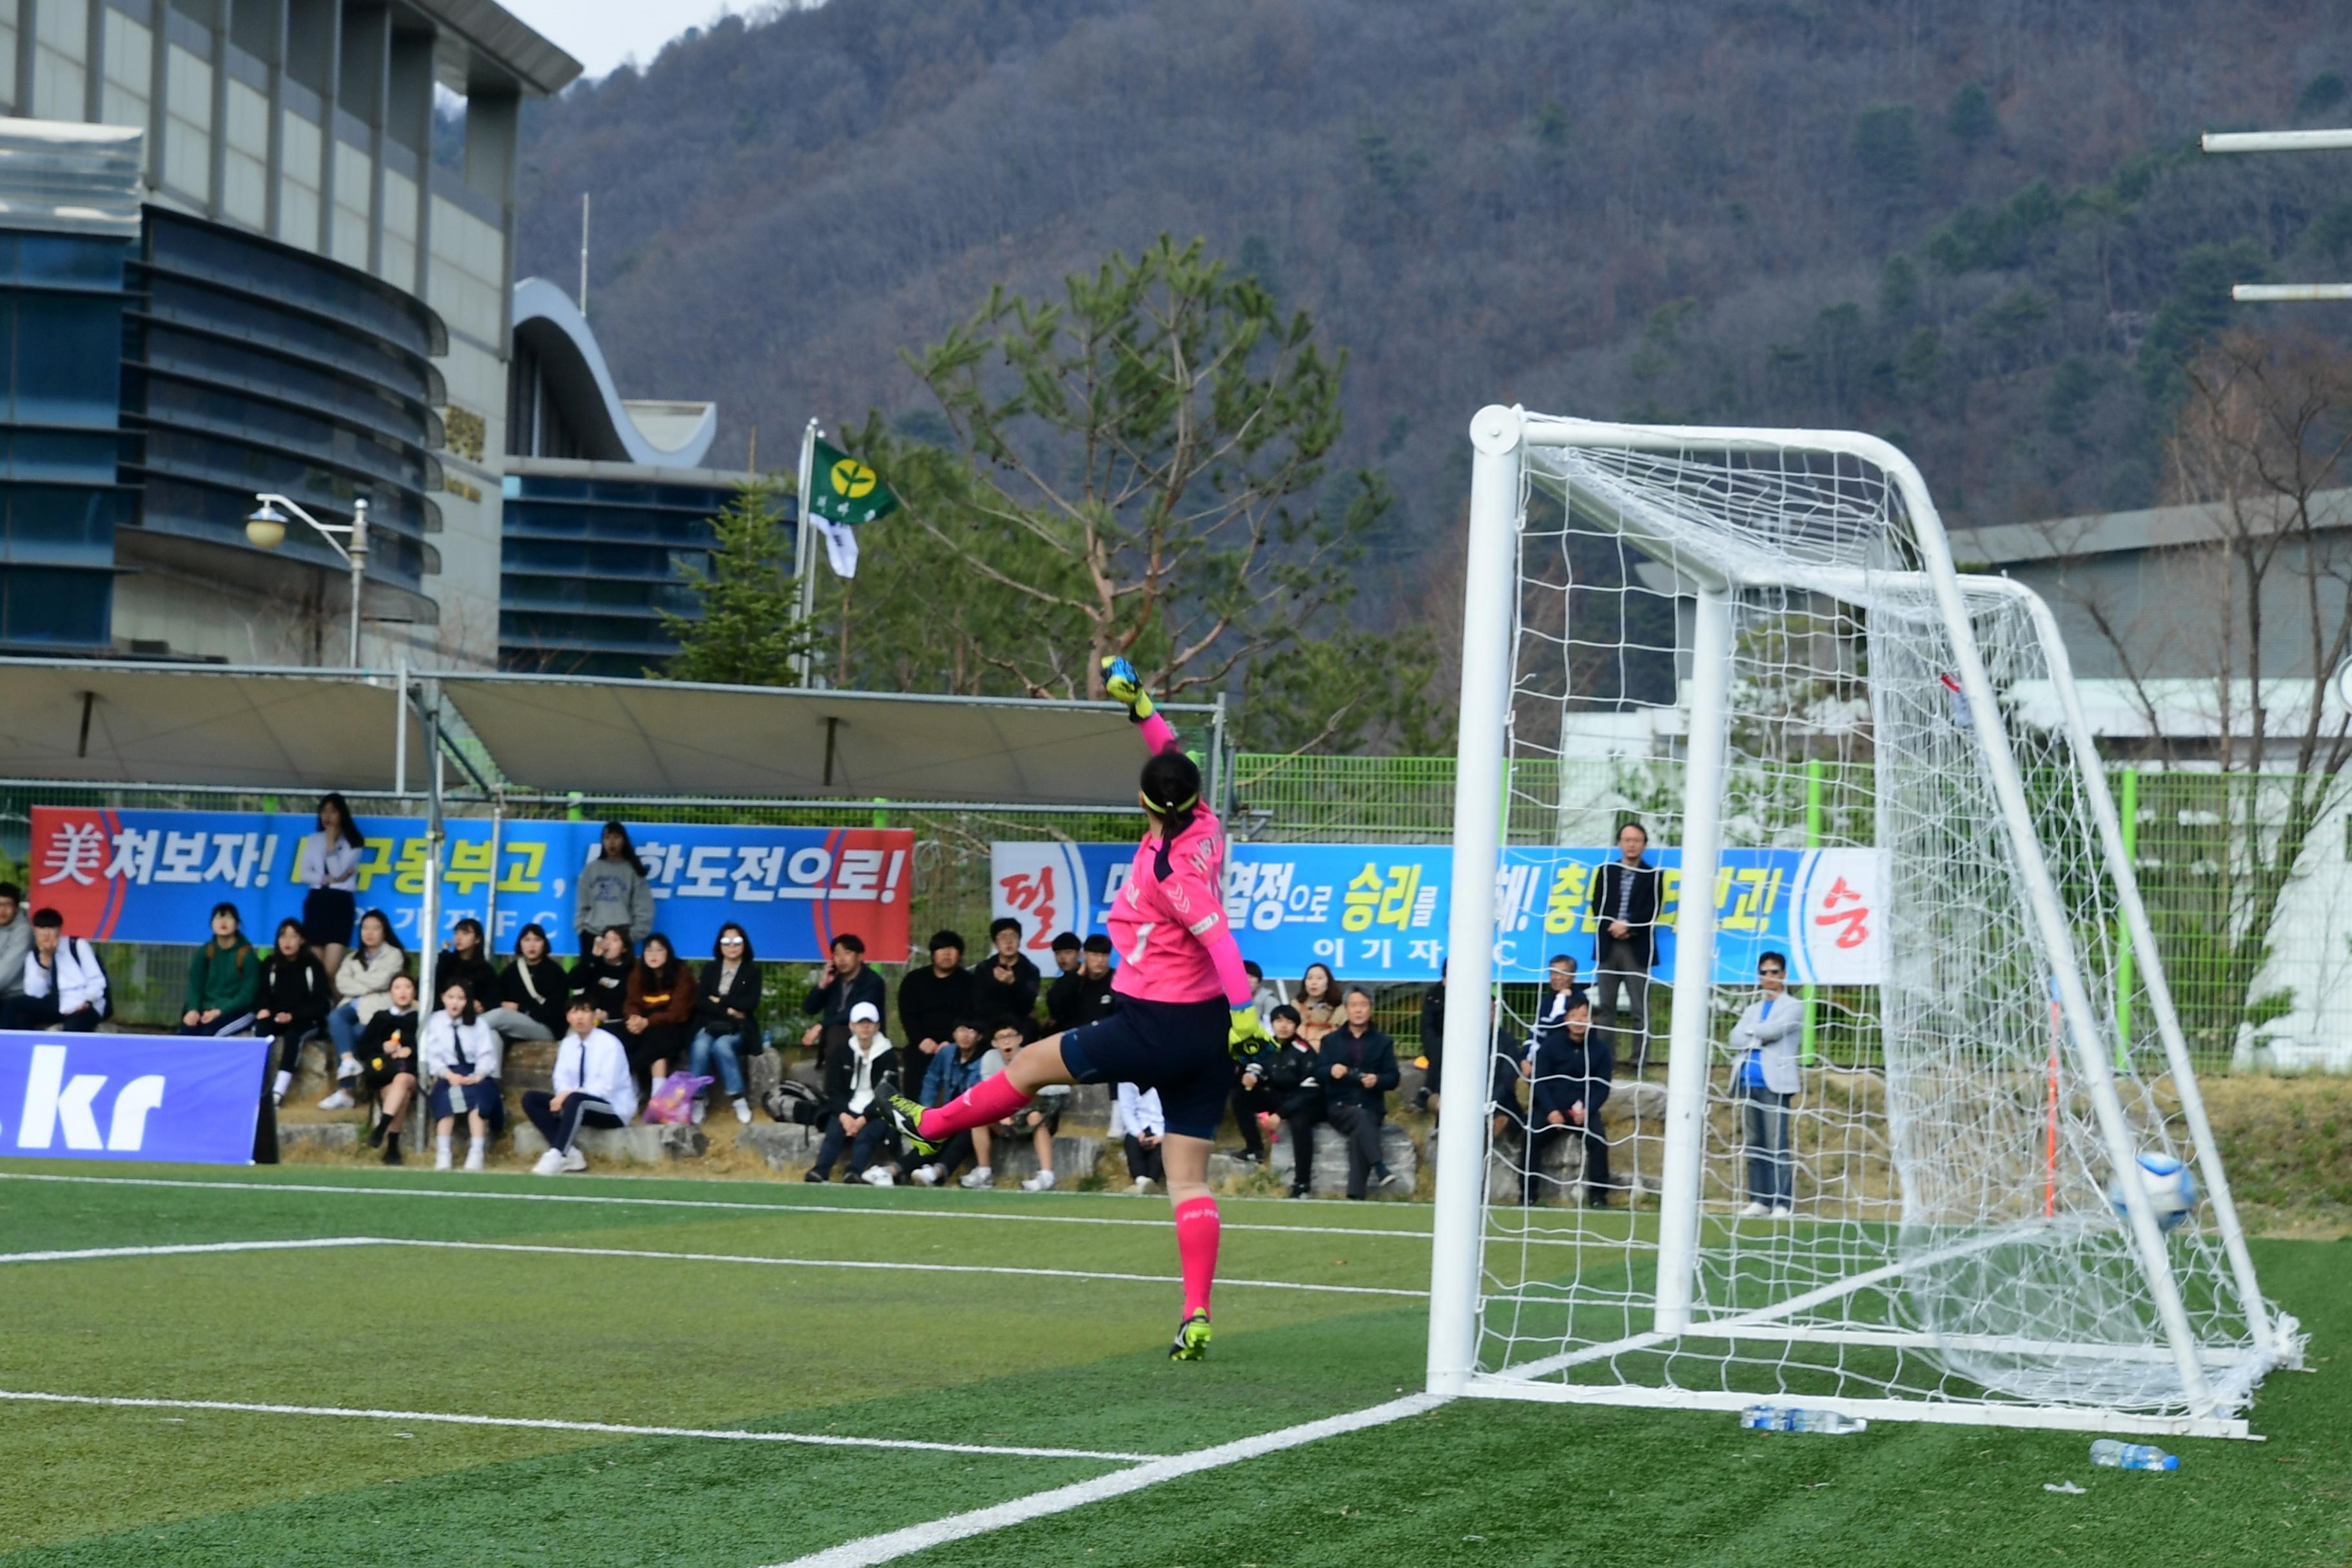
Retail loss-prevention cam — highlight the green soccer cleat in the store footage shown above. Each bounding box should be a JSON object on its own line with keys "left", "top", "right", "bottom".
{"left": 882, "top": 1094, "right": 941, "bottom": 1160}
{"left": 1168, "top": 1309, "right": 1212, "bottom": 1361}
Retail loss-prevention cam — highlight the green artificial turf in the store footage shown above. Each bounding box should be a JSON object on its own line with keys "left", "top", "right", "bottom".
{"left": 0, "top": 1161, "right": 2342, "bottom": 1567}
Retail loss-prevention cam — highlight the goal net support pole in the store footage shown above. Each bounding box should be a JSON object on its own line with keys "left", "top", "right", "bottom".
{"left": 1652, "top": 583, "right": 1734, "bottom": 1336}
{"left": 1425, "top": 404, "right": 1527, "bottom": 1398}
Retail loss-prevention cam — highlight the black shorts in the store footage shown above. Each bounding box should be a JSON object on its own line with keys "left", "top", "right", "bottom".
{"left": 1059, "top": 995, "right": 1231, "bottom": 1140}
{"left": 301, "top": 888, "right": 357, "bottom": 949}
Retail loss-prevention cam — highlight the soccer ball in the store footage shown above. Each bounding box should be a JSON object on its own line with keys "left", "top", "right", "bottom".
{"left": 2108, "top": 1152, "right": 2199, "bottom": 1234}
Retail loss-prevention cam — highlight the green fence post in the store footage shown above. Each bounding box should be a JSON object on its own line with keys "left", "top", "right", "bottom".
{"left": 872, "top": 796, "right": 888, "bottom": 830}
{"left": 565, "top": 791, "right": 583, "bottom": 823}
{"left": 1801, "top": 758, "right": 1821, "bottom": 1066}
{"left": 2115, "top": 767, "right": 2138, "bottom": 1066}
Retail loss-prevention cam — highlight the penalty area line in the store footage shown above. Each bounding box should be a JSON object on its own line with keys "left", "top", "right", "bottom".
{"left": 0, "top": 1389, "right": 1159, "bottom": 1463}
{"left": 768, "top": 1393, "right": 1448, "bottom": 1568}
{"left": 0, "top": 1237, "right": 387, "bottom": 1265}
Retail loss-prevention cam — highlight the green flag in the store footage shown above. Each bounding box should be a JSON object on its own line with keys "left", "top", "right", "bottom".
{"left": 800, "top": 436, "right": 897, "bottom": 578}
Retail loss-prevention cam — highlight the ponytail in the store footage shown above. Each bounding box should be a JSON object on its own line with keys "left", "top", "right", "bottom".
{"left": 1139, "top": 749, "right": 1204, "bottom": 879}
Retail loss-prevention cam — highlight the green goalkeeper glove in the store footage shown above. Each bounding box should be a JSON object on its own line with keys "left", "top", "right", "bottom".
{"left": 1228, "top": 1004, "right": 1274, "bottom": 1066}
{"left": 1101, "top": 655, "right": 1155, "bottom": 725}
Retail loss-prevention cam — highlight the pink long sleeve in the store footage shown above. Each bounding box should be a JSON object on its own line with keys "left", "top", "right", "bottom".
{"left": 1199, "top": 919, "right": 1254, "bottom": 1010}
{"left": 1139, "top": 711, "right": 1178, "bottom": 756}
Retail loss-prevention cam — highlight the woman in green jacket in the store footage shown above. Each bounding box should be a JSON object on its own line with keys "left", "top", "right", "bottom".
{"left": 181, "top": 901, "right": 261, "bottom": 1036}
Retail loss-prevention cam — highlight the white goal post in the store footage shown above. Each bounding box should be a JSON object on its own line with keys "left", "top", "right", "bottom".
{"left": 1424, "top": 406, "right": 2303, "bottom": 1439}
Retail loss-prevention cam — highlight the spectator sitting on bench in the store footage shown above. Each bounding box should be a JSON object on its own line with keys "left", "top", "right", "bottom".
{"left": 576, "top": 925, "right": 633, "bottom": 1021}
{"left": 620, "top": 932, "right": 697, "bottom": 1097}
{"left": 885, "top": 1017, "right": 1003, "bottom": 1188}
{"left": 322, "top": 909, "right": 405, "bottom": 1110}
{"left": 995, "top": 1016, "right": 1072, "bottom": 1192}
{"left": 180, "top": 901, "right": 260, "bottom": 1037}
{"left": 355, "top": 972, "right": 420, "bottom": 1164}
{"left": 688, "top": 921, "right": 762, "bottom": 1126}
{"left": 1264, "top": 1004, "right": 1323, "bottom": 1197}
{"left": 526, "top": 994, "right": 641, "bottom": 1177}
{"left": 482, "top": 922, "right": 569, "bottom": 1044}
{"left": 0, "top": 883, "right": 30, "bottom": 1017}
{"left": 422, "top": 977, "right": 502, "bottom": 1172}
{"left": 257, "top": 917, "right": 333, "bottom": 1106}
{"left": 3, "top": 908, "right": 108, "bottom": 1032}
{"left": 808, "top": 1001, "right": 897, "bottom": 1184}
{"left": 1119, "top": 1081, "right": 1166, "bottom": 1194}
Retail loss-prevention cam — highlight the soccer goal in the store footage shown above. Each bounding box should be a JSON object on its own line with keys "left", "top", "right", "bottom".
{"left": 1423, "top": 408, "right": 2304, "bottom": 1438}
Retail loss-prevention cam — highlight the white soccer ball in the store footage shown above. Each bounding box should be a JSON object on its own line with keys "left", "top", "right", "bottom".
{"left": 2108, "top": 1152, "right": 2199, "bottom": 1234}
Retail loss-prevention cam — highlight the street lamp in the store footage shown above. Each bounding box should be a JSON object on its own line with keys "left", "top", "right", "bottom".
{"left": 246, "top": 493, "right": 369, "bottom": 667}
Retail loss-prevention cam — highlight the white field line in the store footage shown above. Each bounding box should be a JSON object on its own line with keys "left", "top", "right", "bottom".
{"left": 0, "top": 1170, "right": 1473, "bottom": 1243}
{"left": 769, "top": 1393, "right": 1447, "bottom": 1568}
{"left": 389, "top": 1237, "right": 1427, "bottom": 1298}
{"left": 0, "top": 1389, "right": 1159, "bottom": 1463}
{"left": 0, "top": 1230, "right": 1426, "bottom": 1300}
{"left": 0, "top": 1237, "right": 391, "bottom": 1265}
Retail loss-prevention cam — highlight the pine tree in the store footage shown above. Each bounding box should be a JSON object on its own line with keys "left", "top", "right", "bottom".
{"left": 659, "top": 479, "right": 816, "bottom": 685}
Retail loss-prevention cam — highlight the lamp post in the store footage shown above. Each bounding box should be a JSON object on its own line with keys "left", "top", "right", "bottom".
{"left": 246, "top": 493, "right": 369, "bottom": 666}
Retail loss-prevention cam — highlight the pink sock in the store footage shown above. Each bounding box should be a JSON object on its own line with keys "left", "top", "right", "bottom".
{"left": 1173, "top": 1195, "right": 1220, "bottom": 1318}
{"left": 919, "top": 1072, "right": 1033, "bottom": 1141}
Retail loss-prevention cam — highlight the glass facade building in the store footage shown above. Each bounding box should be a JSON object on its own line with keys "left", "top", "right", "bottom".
{"left": 500, "top": 467, "right": 762, "bottom": 678}
{"left": 495, "top": 276, "right": 746, "bottom": 677}
{"left": 0, "top": 229, "right": 137, "bottom": 647}
{"left": 127, "top": 209, "right": 447, "bottom": 596}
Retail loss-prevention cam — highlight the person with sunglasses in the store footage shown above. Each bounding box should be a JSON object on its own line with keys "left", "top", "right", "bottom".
{"left": 689, "top": 923, "right": 763, "bottom": 1124}
{"left": 1729, "top": 950, "right": 1803, "bottom": 1219}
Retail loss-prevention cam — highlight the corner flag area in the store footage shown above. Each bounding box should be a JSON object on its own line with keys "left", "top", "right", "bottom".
{"left": 0, "top": 1162, "right": 2344, "bottom": 1566}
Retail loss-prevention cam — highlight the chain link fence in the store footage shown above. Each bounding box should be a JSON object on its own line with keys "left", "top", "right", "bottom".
{"left": 4, "top": 756, "right": 2342, "bottom": 1071}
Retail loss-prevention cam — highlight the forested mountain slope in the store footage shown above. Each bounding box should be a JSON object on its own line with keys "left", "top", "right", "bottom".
{"left": 510, "top": 0, "right": 2352, "bottom": 573}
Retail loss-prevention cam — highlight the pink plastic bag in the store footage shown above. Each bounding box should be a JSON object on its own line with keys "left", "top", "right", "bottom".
{"left": 643, "top": 1073, "right": 712, "bottom": 1124}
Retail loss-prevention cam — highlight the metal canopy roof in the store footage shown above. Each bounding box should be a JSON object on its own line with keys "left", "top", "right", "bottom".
{"left": 435, "top": 673, "right": 1217, "bottom": 805}
{"left": 0, "top": 661, "right": 424, "bottom": 792}
{"left": 0, "top": 663, "right": 1219, "bottom": 807}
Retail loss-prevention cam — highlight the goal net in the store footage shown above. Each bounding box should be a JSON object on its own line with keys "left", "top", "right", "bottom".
{"left": 1424, "top": 410, "right": 2303, "bottom": 1438}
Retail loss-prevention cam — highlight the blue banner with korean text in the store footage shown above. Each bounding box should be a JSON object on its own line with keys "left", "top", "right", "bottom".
{"left": 991, "top": 841, "right": 1885, "bottom": 986}
{"left": 1, "top": 1032, "right": 267, "bottom": 1164}
{"left": 30, "top": 808, "right": 914, "bottom": 963}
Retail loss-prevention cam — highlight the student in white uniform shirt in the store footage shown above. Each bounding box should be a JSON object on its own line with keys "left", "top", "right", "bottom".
{"left": 524, "top": 994, "right": 640, "bottom": 1175}
{"left": 1118, "top": 1081, "right": 1166, "bottom": 1193}
{"left": 422, "top": 978, "right": 504, "bottom": 1171}
{"left": 1, "top": 908, "right": 107, "bottom": 1031}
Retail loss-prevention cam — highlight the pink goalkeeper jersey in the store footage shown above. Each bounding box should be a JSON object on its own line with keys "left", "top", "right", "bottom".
{"left": 1108, "top": 807, "right": 1248, "bottom": 1006}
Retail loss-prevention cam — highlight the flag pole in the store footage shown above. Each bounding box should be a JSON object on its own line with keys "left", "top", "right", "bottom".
{"left": 792, "top": 417, "right": 818, "bottom": 688}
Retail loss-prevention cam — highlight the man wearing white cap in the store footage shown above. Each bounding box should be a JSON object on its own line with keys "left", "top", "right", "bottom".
{"left": 807, "top": 999, "right": 899, "bottom": 1182}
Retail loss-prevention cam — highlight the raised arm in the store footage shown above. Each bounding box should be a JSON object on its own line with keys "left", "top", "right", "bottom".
{"left": 1101, "top": 656, "right": 1179, "bottom": 756}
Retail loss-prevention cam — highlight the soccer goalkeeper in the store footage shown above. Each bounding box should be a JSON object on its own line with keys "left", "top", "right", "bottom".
{"left": 887, "top": 656, "right": 1269, "bottom": 1361}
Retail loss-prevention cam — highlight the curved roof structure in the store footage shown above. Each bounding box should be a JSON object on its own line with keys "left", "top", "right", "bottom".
{"left": 511, "top": 277, "right": 718, "bottom": 467}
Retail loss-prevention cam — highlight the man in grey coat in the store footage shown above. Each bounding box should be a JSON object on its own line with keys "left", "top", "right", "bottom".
{"left": 1727, "top": 949, "right": 1803, "bottom": 1217}
{"left": 0, "top": 883, "right": 29, "bottom": 1002}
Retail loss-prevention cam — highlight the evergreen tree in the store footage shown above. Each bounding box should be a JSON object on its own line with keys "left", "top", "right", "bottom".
{"left": 659, "top": 478, "right": 816, "bottom": 685}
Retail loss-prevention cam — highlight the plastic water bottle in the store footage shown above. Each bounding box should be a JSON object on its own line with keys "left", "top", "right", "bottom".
{"left": 1739, "top": 1404, "right": 1867, "bottom": 1434}
{"left": 2090, "top": 1439, "right": 2178, "bottom": 1472}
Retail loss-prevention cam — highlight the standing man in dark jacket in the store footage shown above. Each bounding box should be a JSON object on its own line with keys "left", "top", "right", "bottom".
{"left": 1319, "top": 987, "right": 1402, "bottom": 1199}
{"left": 800, "top": 933, "right": 885, "bottom": 1062}
{"left": 972, "top": 916, "right": 1041, "bottom": 1034}
{"left": 1587, "top": 821, "right": 1663, "bottom": 1075}
{"left": 1524, "top": 992, "right": 1614, "bottom": 1206}
{"left": 896, "top": 930, "right": 976, "bottom": 1084}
